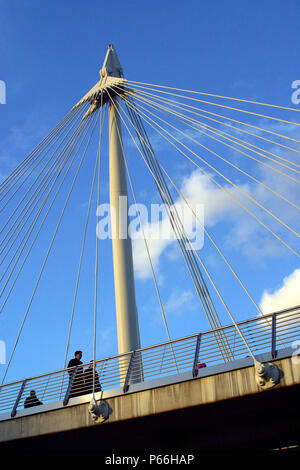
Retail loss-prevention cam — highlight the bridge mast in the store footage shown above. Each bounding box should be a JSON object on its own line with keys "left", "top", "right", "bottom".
{"left": 102, "top": 45, "right": 141, "bottom": 358}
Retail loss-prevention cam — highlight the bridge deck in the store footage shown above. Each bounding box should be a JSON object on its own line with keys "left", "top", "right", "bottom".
{"left": 0, "top": 348, "right": 299, "bottom": 449}
{"left": 0, "top": 307, "right": 299, "bottom": 449}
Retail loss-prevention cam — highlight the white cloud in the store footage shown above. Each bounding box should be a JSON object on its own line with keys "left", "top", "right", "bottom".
{"left": 132, "top": 215, "right": 176, "bottom": 279}
{"left": 132, "top": 168, "right": 250, "bottom": 279}
{"left": 128, "top": 118, "right": 300, "bottom": 280}
{"left": 165, "top": 289, "right": 195, "bottom": 316}
{"left": 179, "top": 168, "right": 244, "bottom": 226}
{"left": 260, "top": 268, "right": 300, "bottom": 314}
{"left": 126, "top": 125, "right": 207, "bottom": 153}
{"left": 232, "top": 80, "right": 255, "bottom": 90}
{"left": 98, "top": 325, "right": 116, "bottom": 354}
{"left": 0, "top": 112, "right": 49, "bottom": 177}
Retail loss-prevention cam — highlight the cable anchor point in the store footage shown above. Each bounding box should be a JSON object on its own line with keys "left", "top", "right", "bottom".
{"left": 255, "top": 360, "right": 283, "bottom": 389}
{"left": 88, "top": 397, "right": 111, "bottom": 423}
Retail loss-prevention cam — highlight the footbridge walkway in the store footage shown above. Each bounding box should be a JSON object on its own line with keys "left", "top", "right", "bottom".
{"left": 0, "top": 306, "right": 299, "bottom": 450}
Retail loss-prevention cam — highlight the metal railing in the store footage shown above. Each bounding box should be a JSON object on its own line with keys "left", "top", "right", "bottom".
{"left": 0, "top": 306, "right": 299, "bottom": 418}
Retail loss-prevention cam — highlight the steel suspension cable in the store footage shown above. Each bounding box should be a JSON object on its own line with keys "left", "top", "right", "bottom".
{"left": 126, "top": 79, "right": 300, "bottom": 113}
{"left": 0, "top": 107, "right": 93, "bottom": 292}
{"left": 112, "top": 101, "right": 179, "bottom": 371}
{"left": 119, "top": 94, "right": 300, "bottom": 259}
{"left": 183, "top": 114, "right": 300, "bottom": 170}
{"left": 143, "top": 148, "right": 285, "bottom": 348}
{"left": 0, "top": 106, "right": 80, "bottom": 196}
{"left": 0, "top": 103, "right": 88, "bottom": 235}
{"left": 128, "top": 92, "right": 300, "bottom": 211}
{"left": 108, "top": 90, "right": 234, "bottom": 362}
{"left": 93, "top": 94, "right": 105, "bottom": 397}
{"left": 0, "top": 111, "right": 99, "bottom": 315}
{"left": 130, "top": 90, "right": 300, "bottom": 178}
{"left": 128, "top": 87, "right": 300, "bottom": 147}
{"left": 125, "top": 95, "right": 300, "bottom": 236}
{"left": 0, "top": 106, "right": 85, "bottom": 206}
{"left": 0, "top": 104, "right": 88, "bottom": 220}
{"left": 130, "top": 88, "right": 300, "bottom": 157}
{"left": 1, "top": 110, "right": 99, "bottom": 384}
{"left": 113, "top": 96, "right": 256, "bottom": 363}
{"left": 123, "top": 98, "right": 236, "bottom": 361}
{"left": 124, "top": 100, "right": 224, "bottom": 323}
{"left": 0, "top": 104, "right": 89, "bottom": 264}
{"left": 126, "top": 82, "right": 300, "bottom": 131}
{"left": 63, "top": 103, "right": 107, "bottom": 371}
{"left": 122, "top": 93, "right": 266, "bottom": 316}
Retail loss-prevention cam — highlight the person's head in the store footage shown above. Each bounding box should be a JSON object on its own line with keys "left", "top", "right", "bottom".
{"left": 89, "top": 360, "right": 94, "bottom": 368}
{"left": 75, "top": 350, "right": 82, "bottom": 360}
{"left": 30, "top": 390, "right": 36, "bottom": 397}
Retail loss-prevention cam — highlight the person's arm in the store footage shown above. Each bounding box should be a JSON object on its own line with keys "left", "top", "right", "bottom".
{"left": 67, "top": 360, "right": 75, "bottom": 377}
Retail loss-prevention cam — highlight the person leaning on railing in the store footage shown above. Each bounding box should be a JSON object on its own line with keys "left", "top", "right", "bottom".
{"left": 24, "top": 390, "right": 43, "bottom": 408}
{"left": 67, "top": 350, "right": 85, "bottom": 398}
{"left": 84, "top": 360, "right": 102, "bottom": 394}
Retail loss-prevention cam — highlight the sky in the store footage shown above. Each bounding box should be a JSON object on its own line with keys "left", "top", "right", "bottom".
{"left": 0, "top": 0, "right": 299, "bottom": 383}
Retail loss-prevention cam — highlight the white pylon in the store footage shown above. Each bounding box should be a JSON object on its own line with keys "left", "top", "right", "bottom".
{"left": 103, "top": 45, "right": 141, "bottom": 364}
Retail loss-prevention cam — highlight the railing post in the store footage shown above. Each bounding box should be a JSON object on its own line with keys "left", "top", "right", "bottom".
{"left": 123, "top": 351, "right": 135, "bottom": 393}
{"left": 11, "top": 380, "right": 27, "bottom": 418}
{"left": 271, "top": 313, "right": 277, "bottom": 359}
{"left": 63, "top": 366, "right": 78, "bottom": 406}
{"left": 192, "top": 334, "right": 201, "bottom": 377}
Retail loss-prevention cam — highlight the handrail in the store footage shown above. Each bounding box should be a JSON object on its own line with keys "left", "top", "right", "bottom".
{"left": 0, "top": 306, "right": 299, "bottom": 417}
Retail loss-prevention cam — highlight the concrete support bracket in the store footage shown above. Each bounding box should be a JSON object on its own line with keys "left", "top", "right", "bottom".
{"left": 255, "top": 361, "right": 282, "bottom": 389}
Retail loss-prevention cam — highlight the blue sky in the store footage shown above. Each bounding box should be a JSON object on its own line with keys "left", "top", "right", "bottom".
{"left": 0, "top": 0, "right": 299, "bottom": 383}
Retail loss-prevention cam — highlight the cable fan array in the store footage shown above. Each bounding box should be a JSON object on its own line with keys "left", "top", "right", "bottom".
{"left": 0, "top": 75, "right": 299, "bottom": 384}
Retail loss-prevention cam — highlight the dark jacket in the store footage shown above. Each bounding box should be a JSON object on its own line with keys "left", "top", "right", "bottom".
{"left": 67, "top": 358, "right": 84, "bottom": 397}
{"left": 24, "top": 394, "right": 43, "bottom": 408}
{"left": 84, "top": 366, "right": 102, "bottom": 394}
